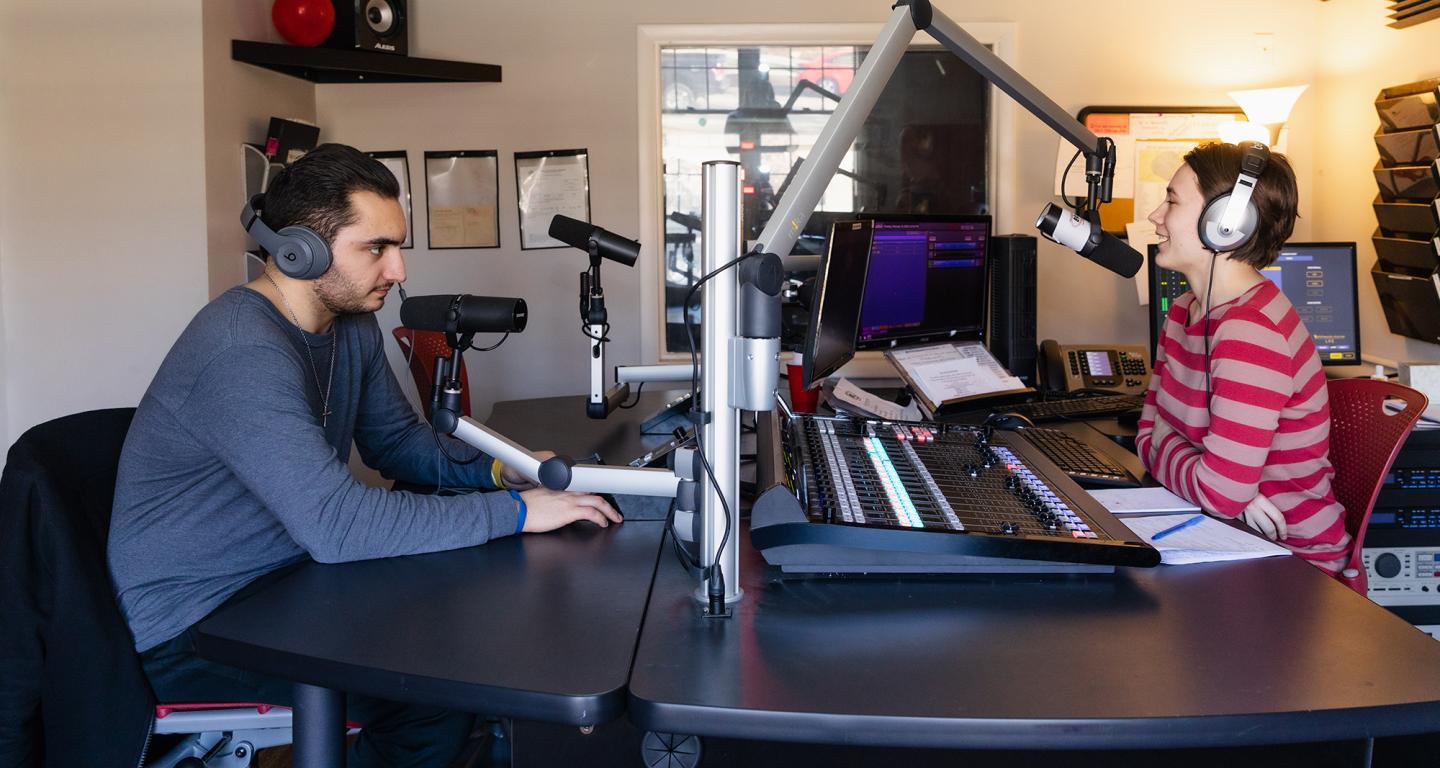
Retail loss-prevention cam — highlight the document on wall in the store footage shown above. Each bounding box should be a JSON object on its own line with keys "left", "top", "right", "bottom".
{"left": 514, "top": 149, "right": 590, "bottom": 249}
{"left": 424, "top": 150, "right": 500, "bottom": 249}
{"left": 884, "top": 342, "right": 1032, "bottom": 415}
{"left": 1121, "top": 513, "right": 1290, "bottom": 565}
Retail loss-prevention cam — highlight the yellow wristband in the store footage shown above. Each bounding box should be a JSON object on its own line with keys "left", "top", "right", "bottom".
{"left": 491, "top": 459, "right": 508, "bottom": 490}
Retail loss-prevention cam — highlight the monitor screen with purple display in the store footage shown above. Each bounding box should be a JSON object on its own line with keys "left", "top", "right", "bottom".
{"left": 853, "top": 214, "right": 992, "bottom": 350}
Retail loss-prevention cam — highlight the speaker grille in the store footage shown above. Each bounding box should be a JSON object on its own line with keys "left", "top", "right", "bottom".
{"left": 987, "top": 235, "right": 1038, "bottom": 386}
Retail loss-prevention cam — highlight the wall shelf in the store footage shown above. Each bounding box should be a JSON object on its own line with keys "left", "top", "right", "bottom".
{"left": 231, "top": 40, "right": 500, "bottom": 84}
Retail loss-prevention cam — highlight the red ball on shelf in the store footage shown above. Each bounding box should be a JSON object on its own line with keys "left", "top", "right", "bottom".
{"left": 272, "top": 0, "right": 336, "bottom": 48}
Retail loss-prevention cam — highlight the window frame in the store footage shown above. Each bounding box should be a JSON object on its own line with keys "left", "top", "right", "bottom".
{"left": 637, "top": 21, "right": 1018, "bottom": 362}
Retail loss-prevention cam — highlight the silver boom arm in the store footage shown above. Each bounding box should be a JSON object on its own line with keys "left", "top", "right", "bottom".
{"left": 442, "top": 0, "right": 1110, "bottom": 608}
{"left": 755, "top": 0, "right": 1104, "bottom": 263}
{"left": 450, "top": 415, "right": 683, "bottom": 497}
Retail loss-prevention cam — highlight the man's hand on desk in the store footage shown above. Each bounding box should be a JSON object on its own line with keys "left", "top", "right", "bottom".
{"left": 1241, "top": 494, "right": 1288, "bottom": 541}
{"left": 501, "top": 451, "right": 554, "bottom": 490}
{"left": 520, "top": 487, "right": 623, "bottom": 532}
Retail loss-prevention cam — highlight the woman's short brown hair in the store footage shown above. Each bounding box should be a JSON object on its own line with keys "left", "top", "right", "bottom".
{"left": 1183, "top": 141, "right": 1299, "bottom": 269}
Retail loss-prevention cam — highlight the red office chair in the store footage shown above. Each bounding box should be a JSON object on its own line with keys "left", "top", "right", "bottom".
{"left": 392, "top": 327, "right": 470, "bottom": 419}
{"left": 1326, "top": 378, "right": 1429, "bottom": 596}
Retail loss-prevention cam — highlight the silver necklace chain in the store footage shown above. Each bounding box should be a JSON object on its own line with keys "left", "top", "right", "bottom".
{"left": 263, "top": 271, "right": 336, "bottom": 426}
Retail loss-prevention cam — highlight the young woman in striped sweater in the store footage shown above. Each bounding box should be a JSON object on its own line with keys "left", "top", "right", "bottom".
{"left": 1137, "top": 141, "right": 1350, "bottom": 572}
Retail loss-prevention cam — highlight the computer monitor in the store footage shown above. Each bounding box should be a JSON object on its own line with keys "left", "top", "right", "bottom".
{"left": 800, "top": 220, "right": 875, "bottom": 389}
{"left": 854, "top": 214, "right": 992, "bottom": 350}
{"left": 1146, "top": 242, "right": 1361, "bottom": 365}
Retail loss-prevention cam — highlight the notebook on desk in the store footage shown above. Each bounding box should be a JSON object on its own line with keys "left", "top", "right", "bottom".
{"left": 1087, "top": 487, "right": 1199, "bottom": 517}
{"left": 1120, "top": 513, "right": 1290, "bottom": 565}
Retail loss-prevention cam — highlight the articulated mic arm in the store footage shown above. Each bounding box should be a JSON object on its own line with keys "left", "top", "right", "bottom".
{"left": 755, "top": 0, "right": 1127, "bottom": 273}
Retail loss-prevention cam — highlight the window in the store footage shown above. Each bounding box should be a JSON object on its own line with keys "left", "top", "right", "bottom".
{"left": 658, "top": 44, "right": 992, "bottom": 354}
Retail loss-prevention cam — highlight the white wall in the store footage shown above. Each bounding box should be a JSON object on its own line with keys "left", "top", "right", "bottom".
{"left": 4, "top": 0, "right": 1432, "bottom": 459}
{"left": 1314, "top": 1, "right": 1440, "bottom": 367}
{"left": 316, "top": 0, "right": 1324, "bottom": 421}
{"left": 0, "top": 1, "right": 210, "bottom": 456}
{"left": 202, "top": 1, "right": 316, "bottom": 298}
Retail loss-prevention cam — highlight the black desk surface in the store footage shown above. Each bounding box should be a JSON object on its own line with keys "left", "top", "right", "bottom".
{"left": 195, "top": 520, "right": 663, "bottom": 725}
{"left": 193, "top": 393, "right": 682, "bottom": 725}
{"left": 631, "top": 534, "right": 1440, "bottom": 749}
{"left": 485, "top": 389, "right": 688, "bottom": 467}
{"left": 193, "top": 393, "right": 1440, "bottom": 749}
{"left": 629, "top": 416, "right": 1440, "bottom": 750}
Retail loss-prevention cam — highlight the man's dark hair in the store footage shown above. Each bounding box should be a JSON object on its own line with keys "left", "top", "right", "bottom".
{"left": 1184, "top": 141, "right": 1299, "bottom": 269}
{"left": 260, "top": 143, "right": 400, "bottom": 251}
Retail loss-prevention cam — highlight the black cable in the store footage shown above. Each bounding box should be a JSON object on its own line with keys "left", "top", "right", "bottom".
{"left": 617, "top": 381, "right": 645, "bottom": 409}
{"left": 472, "top": 332, "right": 510, "bottom": 352}
{"left": 431, "top": 425, "right": 485, "bottom": 465}
{"left": 664, "top": 496, "right": 703, "bottom": 572}
{"left": 1061, "top": 148, "right": 1084, "bottom": 211}
{"left": 580, "top": 322, "right": 611, "bottom": 344}
{"left": 679, "top": 249, "right": 758, "bottom": 597}
{"left": 1204, "top": 251, "right": 1218, "bottom": 408}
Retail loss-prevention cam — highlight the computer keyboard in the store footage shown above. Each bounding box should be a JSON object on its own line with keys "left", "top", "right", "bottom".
{"left": 1007, "top": 395, "right": 1145, "bottom": 422}
{"left": 1019, "top": 427, "right": 1138, "bottom": 487}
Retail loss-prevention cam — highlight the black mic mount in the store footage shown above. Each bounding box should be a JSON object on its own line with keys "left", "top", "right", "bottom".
{"left": 399, "top": 293, "right": 528, "bottom": 434}
{"left": 738, "top": 250, "right": 785, "bottom": 340}
{"left": 549, "top": 215, "right": 643, "bottom": 419}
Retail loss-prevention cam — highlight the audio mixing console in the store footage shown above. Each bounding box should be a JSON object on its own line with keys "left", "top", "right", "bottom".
{"left": 750, "top": 414, "right": 1160, "bottom": 573}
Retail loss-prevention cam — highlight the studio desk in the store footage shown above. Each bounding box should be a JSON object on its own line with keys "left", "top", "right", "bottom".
{"left": 194, "top": 392, "right": 1440, "bottom": 766}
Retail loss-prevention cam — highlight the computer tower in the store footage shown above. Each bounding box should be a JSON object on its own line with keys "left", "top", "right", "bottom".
{"left": 987, "top": 234, "right": 1037, "bottom": 387}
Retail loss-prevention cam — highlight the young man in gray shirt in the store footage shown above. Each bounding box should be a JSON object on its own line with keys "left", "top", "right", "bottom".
{"left": 108, "top": 144, "right": 620, "bottom": 766}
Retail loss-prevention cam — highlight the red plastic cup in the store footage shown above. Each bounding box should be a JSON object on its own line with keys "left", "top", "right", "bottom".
{"left": 787, "top": 354, "right": 821, "bottom": 413}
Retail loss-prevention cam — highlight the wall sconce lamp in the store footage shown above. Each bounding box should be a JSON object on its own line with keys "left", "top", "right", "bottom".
{"left": 1226, "top": 84, "right": 1308, "bottom": 146}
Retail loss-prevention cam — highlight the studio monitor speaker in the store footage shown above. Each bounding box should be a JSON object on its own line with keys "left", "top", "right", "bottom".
{"left": 988, "top": 234, "right": 1038, "bottom": 387}
{"left": 325, "top": 0, "right": 408, "bottom": 55}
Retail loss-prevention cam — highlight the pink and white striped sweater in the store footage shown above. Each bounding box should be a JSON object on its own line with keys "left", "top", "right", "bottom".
{"left": 1136, "top": 279, "right": 1350, "bottom": 570}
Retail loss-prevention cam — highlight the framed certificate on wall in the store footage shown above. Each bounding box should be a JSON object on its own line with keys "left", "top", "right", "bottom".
{"left": 515, "top": 148, "right": 591, "bottom": 249}
{"left": 424, "top": 150, "right": 500, "bottom": 249}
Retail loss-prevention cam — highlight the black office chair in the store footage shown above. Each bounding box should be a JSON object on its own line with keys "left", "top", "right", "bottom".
{"left": 0, "top": 408, "right": 292, "bottom": 767}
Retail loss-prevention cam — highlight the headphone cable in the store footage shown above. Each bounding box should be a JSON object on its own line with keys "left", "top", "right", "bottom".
{"left": 1204, "top": 251, "right": 1217, "bottom": 408}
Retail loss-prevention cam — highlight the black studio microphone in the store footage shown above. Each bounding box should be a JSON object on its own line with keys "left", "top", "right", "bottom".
{"left": 1034, "top": 203, "right": 1143, "bottom": 278}
{"left": 549, "top": 215, "right": 641, "bottom": 267}
{"left": 400, "top": 294, "right": 528, "bottom": 334}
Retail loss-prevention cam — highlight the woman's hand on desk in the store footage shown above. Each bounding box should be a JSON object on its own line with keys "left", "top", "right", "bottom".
{"left": 1241, "top": 494, "right": 1288, "bottom": 541}
{"left": 520, "top": 487, "right": 623, "bottom": 533}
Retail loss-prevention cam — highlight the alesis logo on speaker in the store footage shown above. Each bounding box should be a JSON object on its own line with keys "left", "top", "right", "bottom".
{"left": 325, "top": 0, "right": 408, "bottom": 57}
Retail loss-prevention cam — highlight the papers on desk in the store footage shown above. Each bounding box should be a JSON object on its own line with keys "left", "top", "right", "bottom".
{"left": 1120, "top": 513, "right": 1291, "bottom": 565}
{"left": 827, "top": 378, "right": 924, "bottom": 422}
{"left": 1087, "top": 487, "right": 1200, "bottom": 517}
{"left": 1386, "top": 398, "right": 1440, "bottom": 430}
{"left": 884, "top": 342, "right": 1032, "bottom": 416}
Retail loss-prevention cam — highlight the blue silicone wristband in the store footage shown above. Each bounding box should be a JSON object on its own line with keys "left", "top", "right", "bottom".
{"left": 509, "top": 489, "right": 527, "bottom": 534}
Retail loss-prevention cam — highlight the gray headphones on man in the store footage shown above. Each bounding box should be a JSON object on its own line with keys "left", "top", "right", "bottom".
{"left": 240, "top": 194, "right": 332, "bottom": 280}
{"left": 1196, "top": 140, "right": 1270, "bottom": 253}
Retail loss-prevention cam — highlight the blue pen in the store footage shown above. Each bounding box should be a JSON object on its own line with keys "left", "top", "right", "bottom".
{"left": 1151, "top": 514, "right": 1205, "bottom": 541}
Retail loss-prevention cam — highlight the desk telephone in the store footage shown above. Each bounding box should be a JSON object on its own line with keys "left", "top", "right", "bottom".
{"left": 1039, "top": 340, "right": 1152, "bottom": 396}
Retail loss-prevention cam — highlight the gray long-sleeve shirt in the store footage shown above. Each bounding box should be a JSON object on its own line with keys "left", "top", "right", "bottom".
{"left": 109, "top": 287, "right": 519, "bottom": 652}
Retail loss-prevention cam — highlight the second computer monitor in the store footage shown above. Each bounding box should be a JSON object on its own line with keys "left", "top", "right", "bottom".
{"left": 800, "top": 220, "right": 876, "bottom": 390}
{"left": 854, "top": 214, "right": 992, "bottom": 350}
{"left": 1146, "top": 242, "right": 1361, "bottom": 365}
